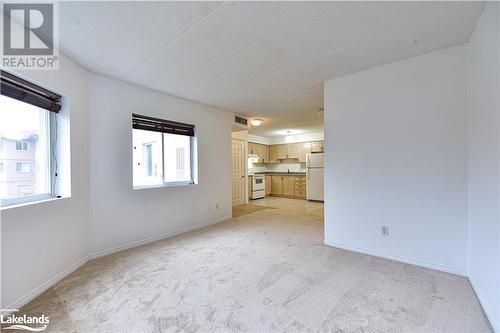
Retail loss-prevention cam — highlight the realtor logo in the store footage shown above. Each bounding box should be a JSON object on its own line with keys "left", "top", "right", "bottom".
{"left": 1, "top": 309, "right": 49, "bottom": 331}
{"left": 2, "top": 2, "right": 59, "bottom": 69}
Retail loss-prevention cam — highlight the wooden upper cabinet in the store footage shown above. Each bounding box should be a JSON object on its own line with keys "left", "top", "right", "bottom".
{"left": 282, "top": 175, "right": 295, "bottom": 196}
{"left": 277, "top": 143, "right": 298, "bottom": 159}
{"left": 277, "top": 144, "right": 288, "bottom": 159}
{"left": 298, "top": 142, "right": 311, "bottom": 163}
{"left": 269, "top": 145, "right": 278, "bottom": 163}
{"left": 248, "top": 142, "right": 258, "bottom": 155}
{"left": 311, "top": 141, "right": 324, "bottom": 152}
{"left": 248, "top": 141, "right": 316, "bottom": 163}
{"left": 287, "top": 143, "right": 298, "bottom": 159}
{"left": 260, "top": 144, "right": 269, "bottom": 163}
{"left": 248, "top": 142, "right": 269, "bottom": 163}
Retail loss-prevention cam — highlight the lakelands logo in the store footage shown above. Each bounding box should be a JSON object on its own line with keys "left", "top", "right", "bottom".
{"left": 2, "top": 1, "right": 59, "bottom": 70}
{"left": 1, "top": 309, "right": 49, "bottom": 331}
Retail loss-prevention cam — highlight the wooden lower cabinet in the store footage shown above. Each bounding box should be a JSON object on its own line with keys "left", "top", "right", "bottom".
{"left": 271, "top": 176, "right": 283, "bottom": 195}
{"left": 269, "top": 175, "right": 306, "bottom": 199}
{"left": 294, "top": 176, "right": 306, "bottom": 199}
{"left": 283, "top": 176, "right": 294, "bottom": 196}
{"left": 265, "top": 176, "right": 272, "bottom": 195}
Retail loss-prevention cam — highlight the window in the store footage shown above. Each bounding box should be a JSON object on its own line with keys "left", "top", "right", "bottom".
{"left": 15, "top": 140, "right": 30, "bottom": 151}
{"left": 0, "top": 70, "right": 62, "bottom": 206}
{"left": 1, "top": 96, "right": 50, "bottom": 204}
{"left": 15, "top": 162, "right": 31, "bottom": 173}
{"left": 132, "top": 114, "right": 196, "bottom": 188}
{"left": 17, "top": 185, "right": 33, "bottom": 195}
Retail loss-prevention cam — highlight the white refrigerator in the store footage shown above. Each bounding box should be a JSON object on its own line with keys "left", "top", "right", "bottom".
{"left": 306, "top": 153, "right": 324, "bottom": 201}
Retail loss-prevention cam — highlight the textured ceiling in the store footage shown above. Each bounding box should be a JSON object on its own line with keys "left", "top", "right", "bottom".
{"left": 58, "top": 1, "right": 484, "bottom": 133}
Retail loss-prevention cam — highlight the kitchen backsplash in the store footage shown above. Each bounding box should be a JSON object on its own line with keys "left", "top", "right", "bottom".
{"left": 252, "top": 161, "right": 306, "bottom": 173}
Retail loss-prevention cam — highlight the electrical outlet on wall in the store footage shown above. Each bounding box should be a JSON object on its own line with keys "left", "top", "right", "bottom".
{"left": 381, "top": 226, "right": 389, "bottom": 236}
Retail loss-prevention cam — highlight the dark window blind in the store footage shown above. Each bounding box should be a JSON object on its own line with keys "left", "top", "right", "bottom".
{"left": 1, "top": 70, "right": 62, "bottom": 113}
{"left": 132, "top": 114, "right": 194, "bottom": 137}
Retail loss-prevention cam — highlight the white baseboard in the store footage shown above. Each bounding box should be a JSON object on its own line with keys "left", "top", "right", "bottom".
{"left": 4, "top": 215, "right": 231, "bottom": 313}
{"left": 468, "top": 276, "right": 499, "bottom": 333}
{"left": 90, "top": 214, "right": 232, "bottom": 259}
{"left": 324, "top": 240, "right": 467, "bottom": 276}
{"left": 5, "top": 256, "right": 89, "bottom": 312}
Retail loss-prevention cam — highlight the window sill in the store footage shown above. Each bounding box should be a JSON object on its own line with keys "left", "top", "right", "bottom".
{"left": 0, "top": 196, "right": 69, "bottom": 211}
{"left": 133, "top": 182, "right": 196, "bottom": 191}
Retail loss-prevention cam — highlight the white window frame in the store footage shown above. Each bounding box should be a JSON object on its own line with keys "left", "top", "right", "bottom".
{"left": 15, "top": 140, "right": 30, "bottom": 151}
{"left": 15, "top": 161, "right": 32, "bottom": 173}
{"left": 1, "top": 110, "right": 56, "bottom": 207}
{"left": 133, "top": 131, "right": 197, "bottom": 190}
{"left": 162, "top": 133, "right": 195, "bottom": 187}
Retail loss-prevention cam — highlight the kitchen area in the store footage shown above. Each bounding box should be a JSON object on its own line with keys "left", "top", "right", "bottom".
{"left": 248, "top": 140, "right": 324, "bottom": 202}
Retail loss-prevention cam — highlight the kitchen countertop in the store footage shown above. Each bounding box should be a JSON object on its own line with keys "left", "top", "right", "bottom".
{"left": 253, "top": 172, "right": 306, "bottom": 176}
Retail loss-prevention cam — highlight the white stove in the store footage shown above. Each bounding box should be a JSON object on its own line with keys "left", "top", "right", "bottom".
{"left": 252, "top": 174, "right": 265, "bottom": 199}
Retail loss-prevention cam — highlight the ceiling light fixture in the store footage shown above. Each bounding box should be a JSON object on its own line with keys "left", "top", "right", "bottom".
{"left": 251, "top": 119, "right": 263, "bottom": 126}
{"left": 285, "top": 130, "right": 294, "bottom": 143}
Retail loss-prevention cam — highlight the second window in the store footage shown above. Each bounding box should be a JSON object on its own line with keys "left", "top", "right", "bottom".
{"left": 132, "top": 114, "right": 195, "bottom": 188}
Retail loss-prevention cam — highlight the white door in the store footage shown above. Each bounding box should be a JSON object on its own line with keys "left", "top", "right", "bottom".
{"left": 306, "top": 168, "right": 324, "bottom": 201}
{"left": 232, "top": 139, "right": 245, "bottom": 206}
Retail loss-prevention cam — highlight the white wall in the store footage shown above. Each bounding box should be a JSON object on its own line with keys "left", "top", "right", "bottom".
{"left": 324, "top": 45, "right": 468, "bottom": 275}
{"left": 466, "top": 2, "right": 500, "bottom": 331}
{"left": 88, "top": 74, "right": 233, "bottom": 256}
{"left": 1, "top": 53, "right": 90, "bottom": 308}
{"left": 248, "top": 134, "right": 270, "bottom": 145}
{"left": 249, "top": 132, "right": 324, "bottom": 145}
{"left": 268, "top": 132, "right": 324, "bottom": 145}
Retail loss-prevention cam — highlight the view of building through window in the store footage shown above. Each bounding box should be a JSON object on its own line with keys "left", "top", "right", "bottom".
{"left": 0, "top": 95, "right": 51, "bottom": 202}
{"left": 16, "top": 140, "right": 30, "bottom": 151}
{"left": 132, "top": 129, "right": 193, "bottom": 187}
{"left": 164, "top": 133, "right": 191, "bottom": 183}
{"left": 132, "top": 129, "right": 163, "bottom": 187}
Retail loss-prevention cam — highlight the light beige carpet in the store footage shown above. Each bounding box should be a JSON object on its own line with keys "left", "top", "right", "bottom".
{"left": 7, "top": 198, "right": 492, "bottom": 332}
